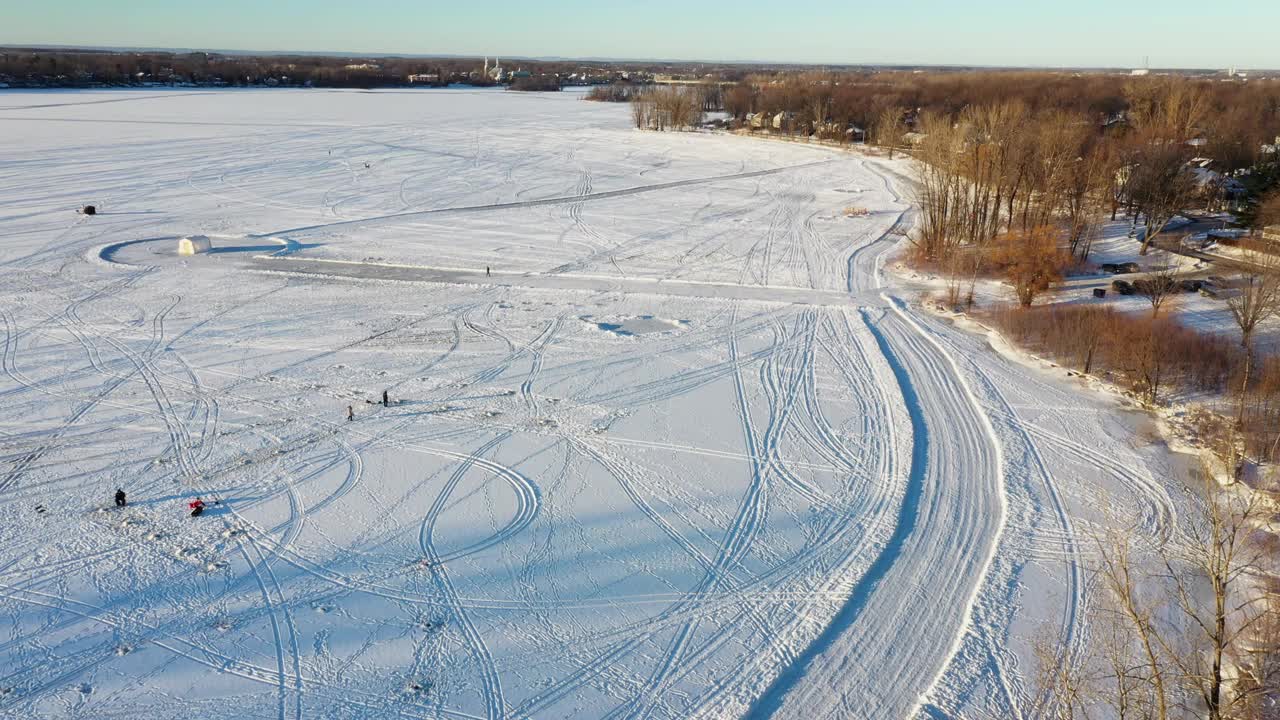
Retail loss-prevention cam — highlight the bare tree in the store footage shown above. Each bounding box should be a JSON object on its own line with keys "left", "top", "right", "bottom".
{"left": 1227, "top": 247, "right": 1280, "bottom": 424}
{"left": 1140, "top": 253, "right": 1183, "bottom": 318}
{"left": 872, "top": 105, "right": 903, "bottom": 159}
{"left": 970, "top": 101, "right": 1024, "bottom": 238}
{"left": 630, "top": 94, "right": 648, "bottom": 129}
{"left": 1236, "top": 584, "right": 1280, "bottom": 719}
{"left": 722, "top": 82, "right": 754, "bottom": 124}
{"left": 1111, "top": 154, "right": 1140, "bottom": 222}
{"left": 1228, "top": 248, "right": 1280, "bottom": 348}
{"left": 807, "top": 85, "right": 832, "bottom": 138}
{"left": 1095, "top": 595, "right": 1158, "bottom": 720}
{"left": 1132, "top": 148, "right": 1197, "bottom": 255}
{"left": 1085, "top": 460, "right": 1272, "bottom": 720}
{"left": 1125, "top": 76, "right": 1211, "bottom": 144}
{"left": 1159, "top": 471, "right": 1268, "bottom": 720}
{"left": 1031, "top": 625, "right": 1093, "bottom": 720}
{"left": 1096, "top": 525, "right": 1172, "bottom": 720}
{"left": 631, "top": 87, "right": 704, "bottom": 132}
{"left": 1253, "top": 190, "right": 1280, "bottom": 232}
{"left": 1063, "top": 138, "right": 1111, "bottom": 260}
{"left": 912, "top": 112, "right": 969, "bottom": 262}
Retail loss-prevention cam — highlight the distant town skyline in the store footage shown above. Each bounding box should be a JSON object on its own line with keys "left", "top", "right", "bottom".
{"left": 4, "top": 0, "right": 1278, "bottom": 70}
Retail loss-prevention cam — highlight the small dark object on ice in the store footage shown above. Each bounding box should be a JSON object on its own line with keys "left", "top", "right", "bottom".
{"left": 80, "top": 205, "right": 96, "bottom": 216}
{"left": 382, "top": 389, "right": 389, "bottom": 407}
{"left": 1111, "top": 279, "right": 1135, "bottom": 296}
{"left": 115, "top": 488, "right": 127, "bottom": 507}
{"left": 1092, "top": 288, "right": 1106, "bottom": 299}
{"left": 402, "top": 679, "right": 431, "bottom": 696}
{"left": 347, "top": 405, "right": 355, "bottom": 421}
{"left": 189, "top": 497, "right": 206, "bottom": 517}
{"left": 486, "top": 266, "right": 491, "bottom": 277}
{"left": 34, "top": 504, "right": 46, "bottom": 514}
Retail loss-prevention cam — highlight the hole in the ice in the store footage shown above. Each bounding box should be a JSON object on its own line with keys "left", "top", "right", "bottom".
{"left": 584, "top": 315, "right": 687, "bottom": 337}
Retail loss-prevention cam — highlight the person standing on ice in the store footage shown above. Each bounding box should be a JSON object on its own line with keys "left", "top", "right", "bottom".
{"left": 382, "top": 390, "right": 389, "bottom": 407}
{"left": 114, "top": 488, "right": 126, "bottom": 507}
{"left": 188, "top": 497, "right": 206, "bottom": 517}
{"left": 486, "top": 266, "right": 490, "bottom": 277}
{"left": 347, "top": 405, "right": 355, "bottom": 421}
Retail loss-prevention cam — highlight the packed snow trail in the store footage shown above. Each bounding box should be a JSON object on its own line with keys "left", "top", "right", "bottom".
{"left": 261, "top": 159, "right": 834, "bottom": 237}
{"left": 747, "top": 299, "right": 1005, "bottom": 719}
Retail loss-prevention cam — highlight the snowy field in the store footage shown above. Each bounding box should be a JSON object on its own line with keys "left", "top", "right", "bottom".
{"left": 0, "top": 89, "right": 1198, "bottom": 719}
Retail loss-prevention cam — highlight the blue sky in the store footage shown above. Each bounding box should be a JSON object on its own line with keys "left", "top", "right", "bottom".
{"left": 4, "top": 0, "right": 1278, "bottom": 69}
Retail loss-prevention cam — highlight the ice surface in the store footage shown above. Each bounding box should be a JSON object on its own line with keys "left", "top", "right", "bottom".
{"left": 0, "top": 88, "right": 1198, "bottom": 719}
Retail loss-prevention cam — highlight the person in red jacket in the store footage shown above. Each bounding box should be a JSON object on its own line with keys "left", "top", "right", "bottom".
{"left": 189, "top": 497, "right": 206, "bottom": 517}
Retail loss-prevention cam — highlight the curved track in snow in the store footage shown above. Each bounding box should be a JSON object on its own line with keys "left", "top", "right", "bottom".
{"left": 748, "top": 299, "right": 1005, "bottom": 719}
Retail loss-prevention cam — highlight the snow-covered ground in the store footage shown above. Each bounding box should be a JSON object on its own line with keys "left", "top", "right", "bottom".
{"left": 900, "top": 215, "right": 1280, "bottom": 356}
{"left": 0, "top": 89, "right": 1199, "bottom": 719}
{"left": 1055, "top": 220, "right": 1280, "bottom": 352}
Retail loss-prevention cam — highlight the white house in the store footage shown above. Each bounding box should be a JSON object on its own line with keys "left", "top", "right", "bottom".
{"left": 1189, "top": 167, "right": 1246, "bottom": 210}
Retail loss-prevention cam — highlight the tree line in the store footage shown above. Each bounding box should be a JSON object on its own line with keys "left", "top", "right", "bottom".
{"left": 719, "top": 71, "right": 1279, "bottom": 159}
{"left": 508, "top": 76, "right": 562, "bottom": 92}
{"left": 0, "top": 49, "right": 480, "bottom": 88}
{"left": 0, "top": 48, "right": 643, "bottom": 89}
{"left": 585, "top": 82, "right": 648, "bottom": 103}
{"left": 630, "top": 86, "right": 706, "bottom": 131}
{"left": 907, "top": 77, "right": 1280, "bottom": 470}
{"left": 902, "top": 77, "right": 1280, "bottom": 307}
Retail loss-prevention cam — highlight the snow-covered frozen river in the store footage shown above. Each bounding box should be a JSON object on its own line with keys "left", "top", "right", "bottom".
{"left": 0, "top": 89, "right": 1195, "bottom": 719}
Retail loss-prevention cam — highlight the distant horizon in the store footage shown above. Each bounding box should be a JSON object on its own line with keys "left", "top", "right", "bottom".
{"left": 4, "top": 0, "right": 1278, "bottom": 71}
{"left": 2, "top": 43, "right": 1275, "bottom": 74}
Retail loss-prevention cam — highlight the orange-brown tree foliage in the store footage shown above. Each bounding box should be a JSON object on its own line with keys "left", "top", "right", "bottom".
{"left": 988, "top": 226, "right": 1071, "bottom": 307}
{"left": 986, "top": 304, "right": 1239, "bottom": 406}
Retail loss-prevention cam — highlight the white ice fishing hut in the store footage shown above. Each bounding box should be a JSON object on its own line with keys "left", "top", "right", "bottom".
{"left": 178, "top": 235, "right": 213, "bottom": 255}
